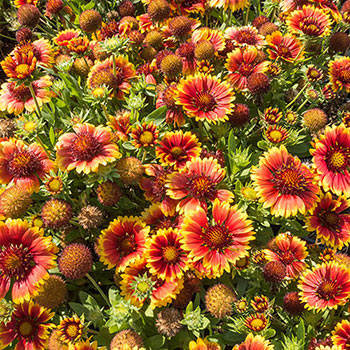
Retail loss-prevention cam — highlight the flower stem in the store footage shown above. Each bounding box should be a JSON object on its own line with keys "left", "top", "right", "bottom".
{"left": 29, "top": 83, "right": 44, "bottom": 120}
{"left": 86, "top": 273, "right": 111, "bottom": 307}
{"left": 285, "top": 83, "right": 308, "bottom": 109}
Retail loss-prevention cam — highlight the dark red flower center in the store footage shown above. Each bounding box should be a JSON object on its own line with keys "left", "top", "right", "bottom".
{"left": 203, "top": 225, "right": 232, "bottom": 249}
{"left": 170, "top": 146, "right": 184, "bottom": 158}
{"left": 163, "top": 88, "right": 177, "bottom": 108}
{"left": 278, "top": 45, "right": 291, "bottom": 57}
{"left": 8, "top": 82, "right": 32, "bottom": 102}
{"left": 189, "top": 175, "right": 216, "bottom": 199}
{"left": 316, "top": 280, "right": 340, "bottom": 300}
{"left": 234, "top": 30, "right": 258, "bottom": 45}
{"left": 326, "top": 148, "right": 350, "bottom": 172}
{"left": 180, "top": 0, "right": 200, "bottom": 9}
{"left": 238, "top": 63, "right": 254, "bottom": 76}
{"left": 0, "top": 244, "right": 34, "bottom": 280}
{"left": 118, "top": 235, "right": 136, "bottom": 256}
{"left": 90, "top": 68, "right": 124, "bottom": 89}
{"left": 150, "top": 170, "right": 170, "bottom": 200}
{"left": 7, "top": 150, "right": 41, "bottom": 178}
{"left": 300, "top": 18, "right": 324, "bottom": 36}
{"left": 71, "top": 132, "right": 104, "bottom": 161}
{"left": 195, "top": 92, "right": 217, "bottom": 112}
{"left": 18, "top": 321, "right": 34, "bottom": 337}
{"left": 162, "top": 245, "right": 179, "bottom": 263}
{"left": 273, "top": 163, "right": 307, "bottom": 195}
{"left": 319, "top": 210, "right": 341, "bottom": 230}
{"left": 279, "top": 251, "right": 295, "bottom": 265}
{"left": 340, "top": 70, "right": 350, "bottom": 83}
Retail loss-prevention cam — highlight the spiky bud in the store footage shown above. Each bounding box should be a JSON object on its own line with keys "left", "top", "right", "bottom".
{"left": 144, "top": 30, "right": 164, "bottom": 49}
{"left": 194, "top": 41, "right": 215, "bottom": 61}
{"left": 263, "top": 261, "right": 286, "bottom": 283}
{"left": 228, "top": 103, "right": 250, "bottom": 127}
{"left": 41, "top": 199, "right": 72, "bottom": 228}
{"left": 17, "top": 4, "right": 40, "bottom": 27}
{"left": 110, "top": 329, "right": 144, "bottom": 350}
{"left": 160, "top": 54, "right": 183, "bottom": 78}
{"left": 247, "top": 72, "right": 270, "bottom": 94}
{"left": 77, "top": 205, "right": 104, "bottom": 229}
{"left": 79, "top": 9, "right": 102, "bottom": 33}
{"left": 147, "top": 0, "right": 170, "bottom": 22}
{"left": 34, "top": 275, "right": 67, "bottom": 309}
{"left": 329, "top": 32, "right": 350, "bottom": 53}
{"left": 205, "top": 284, "right": 236, "bottom": 319}
{"left": 96, "top": 181, "right": 122, "bottom": 206}
{"left": 155, "top": 307, "right": 183, "bottom": 337}
{"left": 283, "top": 291, "right": 305, "bottom": 315}
{"left": 16, "top": 27, "right": 32, "bottom": 42}
{"left": 303, "top": 108, "right": 327, "bottom": 132}
{"left": 0, "top": 186, "right": 32, "bottom": 219}
{"left": 169, "top": 16, "right": 192, "bottom": 38}
{"left": 116, "top": 157, "right": 144, "bottom": 185}
{"left": 118, "top": 0, "right": 135, "bottom": 17}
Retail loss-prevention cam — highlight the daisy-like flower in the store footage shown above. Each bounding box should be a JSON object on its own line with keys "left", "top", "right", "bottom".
{"left": 209, "top": 0, "right": 249, "bottom": 12}
{"left": 120, "top": 258, "right": 183, "bottom": 309}
{"left": 181, "top": 199, "right": 255, "bottom": 278}
{"left": 53, "top": 29, "right": 81, "bottom": 46}
{"left": 225, "top": 26, "right": 265, "bottom": 48}
{"left": 0, "top": 75, "right": 52, "bottom": 116}
{"left": 288, "top": 5, "right": 332, "bottom": 37}
{"left": 140, "top": 164, "right": 178, "bottom": 216}
{"left": 310, "top": 124, "right": 350, "bottom": 196}
{"left": 67, "top": 36, "right": 90, "bottom": 54}
{"left": 57, "top": 316, "right": 84, "bottom": 344}
{"left": 266, "top": 31, "right": 304, "bottom": 62}
{"left": 305, "top": 193, "right": 350, "bottom": 249}
{"left": 0, "top": 218, "right": 57, "bottom": 302}
{"left": 56, "top": 123, "right": 121, "bottom": 174}
{"left": 108, "top": 110, "right": 132, "bottom": 142}
{"left": 226, "top": 47, "right": 269, "bottom": 90}
{"left": 329, "top": 57, "right": 350, "bottom": 93}
{"left": 189, "top": 338, "right": 221, "bottom": 350}
{"left": 87, "top": 56, "right": 136, "bottom": 99}
{"left": 156, "top": 130, "right": 201, "bottom": 170}
{"left": 146, "top": 228, "right": 188, "bottom": 280}
{"left": 298, "top": 262, "right": 350, "bottom": 310}
{"left": 1, "top": 50, "right": 37, "bottom": 80}
{"left": 264, "top": 233, "right": 308, "bottom": 278}
{"left": 264, "top": 107, "right": 282, "bottom": 124}
{"left": 166, "top": 157, "right": 233, "bottom": 214}
{"left": 251, "top": 145, "right": 319, "bottom": 217}
{"left": 0, "top": 139, "right": 54, "bottom": 192}
{"left": 191, "top": 28, "right": 225, "bottom": 52}
{"left": 235, "top": 334, "right": 274, "bottom": 350}
{"left": 0, "top": 301, "right": 54, "bottom": 350}
{"left": 176, "top": 74, "right": 234, "bottom": 123}
{"left": 131, "top": 122, "right": 159, "bottom": 148}
{"left": 265, "top": 125, "right": 289, "bottom": 144}
{"left": 251, "top": 295, "right": 269, "bottom": 313}
{"left": 180, "top": 0, "right": 206, "bottom": 14}
{"left": 244, "top": 313, "right": 268, "bottom": 332}
{"left": 332, "top": 320, "right": 350, "bottom": 350}
{"left": 98, "top": 216, "right": 150, "bottom": 271}
{"left": 14, "top": 0, "right": 38, "bottom": 6}
{"left": 73, "top": 340, "right": 104, "bottom": 350}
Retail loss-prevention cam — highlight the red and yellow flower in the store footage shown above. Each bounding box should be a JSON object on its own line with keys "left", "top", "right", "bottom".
{"left": 176, "top": 74, "right": 234, "bottom": 123}
{"left": 0, "top": 218, "right": 57, "bottom": 302}
{"left": 234, "top": 334, "right": 274, "bottom": 350}
{"left": 226, "top": 47, "right": 269, "bottom": 90}
{"left": 156, "top": 130, "right": 201, "bottom": 170}
{"left": 225, "top": 26, "right": 265, "bottom": 48}
{"left": 108, "top": 110, "right": 132, "bottom": 142}
{"left": 287, "top": 5, "right": 332, "bottom": 37}
{"left": 191, "top": 28, "right": 225, "bottom": 51}
{"left": 53, "top": 29, "right": 81, "bottom": 46}
{"left": 0, "top": 301, "right": 54, "bottom": 350}
{"left": 98, "top": 216, "right": 150, "bottom": 271}
{"left": 251, "top": 295, "right": 269, "bottom": 313}
{"left": 1, "top": 50, "right": 37, "bottom": 80}
{"left": 189, "top": 338, "right": 221, "bottom": 350}
{"left": 310, "top": 124, "right": 350, "bottom": 196}
{"left": 244, "top": 313, "right": 268, "bottom": 332}
{"left": 146, "top": 228, "right": 188, "bottom": 280}
{"left": 14, "top": 0, "right": 38, "bottom": 6}
{"left": 57, "top": 316, "right": 84, "bottom": 344}
{"left": 251, "top": 146, "right": 319, "bottom": 217}
{"left": 0, "top": 139, "right": 54, "bottom": 192}
{"left": 298, "top": 262, "right": 350, "bottom": 310}
{"left": 264, "top": 107, "right": 283, "bottom": 124}
{"left": 265, "top": 125, "right": 289, "bottom": 144}
{"left": 266, "top": 31, "right": 304, "bottom": 62}
{"left": 264, "top": 233, "right": 308, "bottom": 278}
{"left": 329, "top": 57, "right": 350, "bottom": 93}
{"left": 306, "top": 192, "right": 350, "bottom": 249}
{"left": 166, "top": 157, "right": 233, "bottom": 214}
{"left": 209, "top": 0, "right": 249, "bottom": 12}
{"left": 332, "top": 320, "right": 350, "bottom": 350}
{"left": 131, "top": 122, "right": 159, "bottom": 148}
{"left": 0, "top": 75, "right": 52, "bottom": 116}
{"left": 56, "top": 123, "right": 121, "bottom": 174}
{"left": 181, "top": 199, "right": 255, "bottom": 278}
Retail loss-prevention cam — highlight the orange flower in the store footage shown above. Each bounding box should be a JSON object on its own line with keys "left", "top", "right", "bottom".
{"left": 209, "top": 0, "right": 249, "bottom": 12}
{"left": 53, "top": 29, "right": 81, "bottom": 46}
{"left": 189, "top": 338, "right": 221, "bottom": 350}
{"left": 235, "top": 334, "right": 274, "bottom": 350}
{"left": 329, "top": 57, "right": 350, "bottom": 93}
{"left": 225, "top": 26, "right": 265, "bottom": 48}
{"left": 332, "top": 320, "right": 350, "bottom": 350}
{"left": 1, "top": 50, "right": 37, "bottom": 80}
{"left": 131, "top": 122, "right": 159, "bottom": 148}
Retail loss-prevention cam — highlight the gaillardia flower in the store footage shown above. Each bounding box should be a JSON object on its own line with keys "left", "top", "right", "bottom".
{"left": 209, "top": 0, "right": 249, "bottom": 12}
{"left": 298, "top": 262, "right": 350, "bottom": 311}
{"left": 189, "top": 338, "right": 221, "bottom": 350}
{"left": 1, "top": 50, "right": 37, "bottom": 80}
{"left": 264, "top": 232, "right": 308, "bottom": 279}
{"left": 251, "top": 145, "right": 319, "bottom": 217}
{"left": 0, "top": 301, "right": 54, "bottom": 350}
{"left": 329, "top": 57, "right": 350, "bottom": 92}
{"left": 0, "top": 139, "right": 54, "bottom": 192}
{"left": 180, "top": 199, "right": 255, "bottom": 278}
{"left": 56, "top": 123, "right": 121, "bottom": 174}
{"left": 155, "top": 130, "right": 201, "bottom": 170}
{"left": 235, "top": 333, "right": 274, "bottom": 350}
{"left": 176, "top": 74, "right": 234, "bottom": 123}
{"left": 288, "top": 5, "right": 332, "bottom": 37}
{"left": 310, "top": 124, "right": 350, "bottom": 196}
{"left": 166, "top": 157, "right": 233, "bottom": 214}
{"left": 306, "top": 193, "right": 350, "bottom": 249}
{"left": 225, "top": 26, "right": 265, "bottom": 48}
{"left": 53, "top": 29, "right": 81, "bottom": 46}
{"left": 0, "top": 219, "right": 57, "bottom": 302}
{"left": 0, "top": 76, "right": 52, "bottom": 116}
{"left": 57, "top": 316, "right": 84, "bottom": 344}
{"left": 244, "top": 313, "right": 268, "bottom": 332}
{"left": 146, "top": 228, "right": 188, "bottom": 281}
{"left": 98, "top": 216, "right": 150, "bottom": 271}
{"left": 332, "top": 320, "right": 350, "bottom": 350}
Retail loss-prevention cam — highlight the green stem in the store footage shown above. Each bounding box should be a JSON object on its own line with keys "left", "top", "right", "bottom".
{"left": 0, "top": 33, "right": 16, "bottom": 41}
{"left": 86, "top": 273, "right": 111, "bottom": 307}
{"left": 29, "top": 83, "right": 44, "bottom": 120}
{"left": 285, "top": 84, "right": 308, "bottom": 109}
{"left": 141, "top": 149, "right": 147, "bottom": 163}
{"left": 244, "top": 2, "right": 250, "bottom": 25}
{"left": 112, "top": 55, "right": 116, "bottom": 76}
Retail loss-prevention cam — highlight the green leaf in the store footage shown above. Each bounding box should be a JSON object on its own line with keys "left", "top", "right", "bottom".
{"left": 49, "top": 127, "right": 55, "bottom": 146}
{"left": 297, "top": 319, "right": 305, "bottom": 342}
{"left": 144, "top": 335, "right": 166, "bottom": 349}
{"left": 144, "top": 105, "right": 167, "bottom": 125}
{"left": 69, "top": 302, "right": 86, "bottom": 316}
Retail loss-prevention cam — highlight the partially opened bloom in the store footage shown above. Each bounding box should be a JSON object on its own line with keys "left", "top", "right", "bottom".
{"left": 156, "top": 130, "right": 201, "bottom": 170}
{"left": 189, "top": 338, "right": 221, "bottom": 350}
{"left": 235, "top": 333, "right": 274, "bottom": 350}
{"left": 209, "top": 0, "right": 249, "bottom": 12}
{"left": 53, "top": 29, "right": 81, "bottom": 46}
{"left": 0, "top": 218, "right": 57, "bottom": 302}
{"left": 166, "top": 157, "right": 233, "bottom": 214}
{"left": 0, "top": 301, "right": 54, "bottom": 350}
{"left": 0, "top": 139, "right": 54, "bottom": 192}
{"left": 298, "top": 262, "right": 350, "bottom": 310}
{"left": 98, "top": 216, "right": 150, "bottom": 271}
{"left": 146, "top": 228, "right": 188, "bottom": 280}
{"left": 191, "top": 28, "right": 225, "bottom": 51}
{"left": 244, "top": 313, "right": 268, "bottom": 332}
{"left": 57, "top": 316, "right": 84, "bottom": 344}
{"left": 226, "top": 47, "right": 269, "bottom": 90}
{"left": 56, "top": 123, "right": 121, "bottom": 174}
{"left": 251, "top": 145, "right": 319, "bottom": 217}
{"left": 310, "top": 124, "right": 350, "bottom": 196}
{"left": 287, "top": 5, "right": 332, "bottom": 37}
{"left": 225, "top": 26, "right": 265, "bottom": 48}
{"left": 329, "top": 57, "right": 350, "bottom": 92}
{"left": 305, "top": 193, "right": 350, "bottom": 249}
{"left": 1, "top": 50, "right": 37, "bottom": 80}
{"left": 264, "top": 233, "right": 308, "bottom": 278}
{"left": 0, "top": 75, "right": 52, "bottom": 115}
{"left": 265, "top": 125, "right": 289, "bottom": 144}
{"left": 180, "top": 199, "right": 255, "bottom": 278}
{"left": 131, "top": 122, "right": 159, "bottom": 148}
{"left": 332, "top": 320, "right": 350, "bottom": 350}
{"left": 74, "top": 340, "right": 104, "bottom": 350}
{"left": 266, "top": 31, "right": 304, "bottom": 62}
{"left": 176, "top": 74, "right": 234, "bottom": 123}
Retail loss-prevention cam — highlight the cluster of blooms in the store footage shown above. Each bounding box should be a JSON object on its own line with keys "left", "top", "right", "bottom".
{"left": 0, "top": 0, "right": 350, "bottom": 349}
